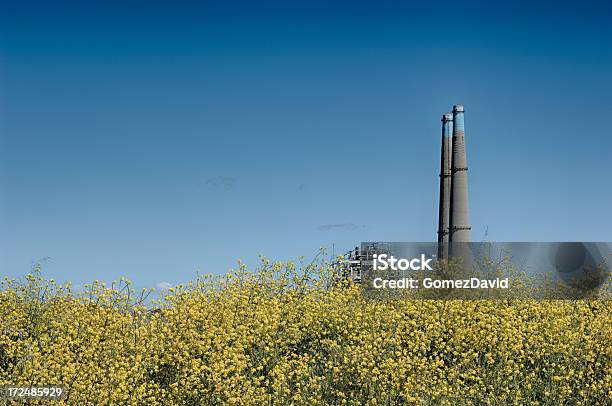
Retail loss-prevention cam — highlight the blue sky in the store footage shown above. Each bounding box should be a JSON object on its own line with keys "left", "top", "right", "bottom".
{"left": 1, "top": 1, "right": 611, "bottom": 289}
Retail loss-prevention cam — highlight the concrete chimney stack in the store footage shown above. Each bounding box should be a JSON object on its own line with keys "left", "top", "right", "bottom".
{"left": 449, "top": 104, "right": 471, "bottom": 242}
{"left": 437, "top": 113, "right": 453, "bottom": 258}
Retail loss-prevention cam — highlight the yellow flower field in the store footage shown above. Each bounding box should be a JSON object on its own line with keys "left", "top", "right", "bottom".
{"left": 1, "top": 260, "right": 610, "bottom": 405}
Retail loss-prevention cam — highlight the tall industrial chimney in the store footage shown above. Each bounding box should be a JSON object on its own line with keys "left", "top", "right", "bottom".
{"left": 437, "top": 113, "right": 453, "bottom": 258}
{"left": 449, "top": 104, "right": 471, "bottom": 242}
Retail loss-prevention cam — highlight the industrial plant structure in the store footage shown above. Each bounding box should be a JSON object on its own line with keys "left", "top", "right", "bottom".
{"left": 438, "top": 104, "right": 471, "bottom": 258}
{"left": 338, "top": 104, "right": 472, "bottom": 280}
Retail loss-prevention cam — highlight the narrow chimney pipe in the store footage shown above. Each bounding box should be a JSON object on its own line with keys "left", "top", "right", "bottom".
{"left": 437, "top": 113, "right": 453, "bottom": 258}
{"left": 449, "top": 104, "right": 471, "bottom": 243}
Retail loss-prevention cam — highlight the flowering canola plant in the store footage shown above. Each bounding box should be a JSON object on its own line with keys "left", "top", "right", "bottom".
{"left": 0, "top": 260, "right": 610, "bottom": 405}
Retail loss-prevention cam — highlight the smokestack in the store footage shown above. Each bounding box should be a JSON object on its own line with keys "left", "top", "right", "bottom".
{"left": 437, "top": 113, "right": 453, "bottom": 258}
{"left": 449, "top": 104, "right": 471, "bottom": 242}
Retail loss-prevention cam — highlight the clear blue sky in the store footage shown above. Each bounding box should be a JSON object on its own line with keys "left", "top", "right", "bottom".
{"left": 1, "top": 1, "right": 611, "bottom": 289}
